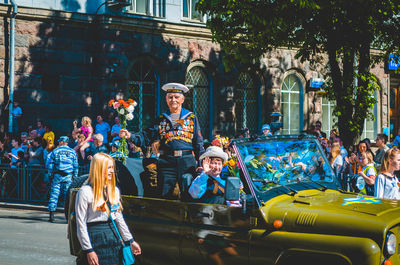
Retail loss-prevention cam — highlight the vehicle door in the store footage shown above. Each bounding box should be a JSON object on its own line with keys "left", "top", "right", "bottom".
{"left": 180, "top": 201, "right": 251, "bottom": 265}
{"left": 122, "top": 196, "right": 183, "bottom": 265}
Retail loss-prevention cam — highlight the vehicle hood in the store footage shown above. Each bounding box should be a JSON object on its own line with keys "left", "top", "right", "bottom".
{"left": 291, "top": 191, "right": 400, "bottom": 216}
{"left": 259, "top": 190, "right": 400, "bottom": 243}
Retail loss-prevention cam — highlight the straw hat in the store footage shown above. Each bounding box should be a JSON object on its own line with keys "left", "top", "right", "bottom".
{"left": 199, "top": 146, "right": 228, "bottom": 163}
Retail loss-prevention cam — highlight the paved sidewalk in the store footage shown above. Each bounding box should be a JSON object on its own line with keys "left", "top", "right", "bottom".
{"left": 0, "top": 201, "right": 64, "bottom": 213}
{"left": 0, "top": 207, "right": 75, "bottom": 265}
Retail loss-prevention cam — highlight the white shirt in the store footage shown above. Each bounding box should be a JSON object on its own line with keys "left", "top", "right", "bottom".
{"left": 374, "top": 174, "right": 400, "bottom": 200}
{"left": 75, "top": 185, "right": 133, "bottom": 251}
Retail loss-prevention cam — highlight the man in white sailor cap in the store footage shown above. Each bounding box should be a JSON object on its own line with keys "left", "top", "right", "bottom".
{"left": 120, "top": 82, "right": 205, "bottom": 199}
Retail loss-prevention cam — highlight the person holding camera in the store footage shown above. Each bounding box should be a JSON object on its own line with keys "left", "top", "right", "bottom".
{"left": 28, "top": 137, "right": 44, "bottom": 165}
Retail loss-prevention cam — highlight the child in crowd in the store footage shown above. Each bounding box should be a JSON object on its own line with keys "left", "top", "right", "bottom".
{"left": 374, "top": 147, "right": 400, "bottom": 200}
{"left": 329, "top": 142, "right": 343, "bottom": 174}
{"left": 74, "top": 134, "right": 87, "bottom": 165}
{"left": 10, "top": 150, "right": 26, "bottom": 168}
{"left": 357, "top": 151, "right": 377, "bottom": 196}
{"left": 78, "top": 116, "right": 93, "bottom": 160}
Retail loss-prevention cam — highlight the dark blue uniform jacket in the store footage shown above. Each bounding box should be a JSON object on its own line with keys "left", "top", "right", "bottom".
{"left": 130, "top": 108, "right": 205, "bottom": 160}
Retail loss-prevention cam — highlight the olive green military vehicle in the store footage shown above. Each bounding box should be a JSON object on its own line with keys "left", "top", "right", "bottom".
{"left": 69, "top": 135, "right": 400, "bottom": 265}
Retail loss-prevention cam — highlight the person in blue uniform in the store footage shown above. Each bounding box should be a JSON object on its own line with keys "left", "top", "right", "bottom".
{"left": 120, "top": 83, "right": 205, "bottom": 199}
{"left": 48, "top": 136, "right": 78, "bottom": 222}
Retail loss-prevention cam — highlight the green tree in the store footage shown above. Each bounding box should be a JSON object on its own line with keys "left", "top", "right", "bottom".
{"left": 197, "top": 0, "right": 400, "bottom": 148}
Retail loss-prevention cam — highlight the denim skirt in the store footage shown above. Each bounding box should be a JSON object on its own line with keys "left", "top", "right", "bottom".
{"left": 77, "top": 221, "right": 122, "bottom": 265}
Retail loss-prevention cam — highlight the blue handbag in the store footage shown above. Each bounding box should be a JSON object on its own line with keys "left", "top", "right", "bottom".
{"left": 109, "top": 210, "right": 135, "bottom": 265}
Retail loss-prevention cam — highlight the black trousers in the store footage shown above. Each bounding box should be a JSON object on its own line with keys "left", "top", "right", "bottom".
{"left": 158, "top": 154, "right": 196, "bottom": 200}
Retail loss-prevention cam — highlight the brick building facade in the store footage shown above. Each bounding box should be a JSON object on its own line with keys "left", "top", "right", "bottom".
{"left": 0, "top": 1, "right": 391, "bottom": 141}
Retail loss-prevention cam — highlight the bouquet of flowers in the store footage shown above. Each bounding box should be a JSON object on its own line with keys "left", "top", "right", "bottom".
{"left": 226, "top": 154, "right": 240, "bottom": 178}
{"left": 108, "top": 98, "right": 137, "bottom": 163}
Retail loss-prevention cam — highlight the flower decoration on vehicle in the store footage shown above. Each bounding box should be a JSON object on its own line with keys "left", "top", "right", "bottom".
{"left": 108, "top": 98, "right": 137, "bottom": 163}
{"left": 211, "top": 135, "right": 230, "bottom": 148}
{"left": 226, "top": 154, "right": 240, "bottom": 178}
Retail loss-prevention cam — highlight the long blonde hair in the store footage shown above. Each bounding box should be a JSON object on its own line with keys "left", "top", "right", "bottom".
{"left": 381, "top": 147, "right": 400, "bottom": 173}
{"left": 88, "top": 153, "right": 120, "bottom": 213}
{"left": 81, "top": 116, "right": 92, "bottom": 127}
{"left": 329, "top": 142, "right": 341, "bottom": 165}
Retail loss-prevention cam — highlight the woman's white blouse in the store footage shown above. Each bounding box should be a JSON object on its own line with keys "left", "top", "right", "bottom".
{"left": 374, "top": 174, "right": 400, "bottom": 200}
{"left": 75, "top": 185, "right": 133, "bottom": 251}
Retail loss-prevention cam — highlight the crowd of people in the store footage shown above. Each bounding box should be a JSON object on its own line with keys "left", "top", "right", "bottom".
{"left": 0, "top": 115, "right": 144, "bottom": 169}
{"left": 1, "top": 107, "right": 400, "bottom": 202}
{"left": 2, "top": 84, "right": 400, "bottom": 204}
{"left": 4, "top": 84, "right": 400, "bottom": 265}
{"left": 304, "top": 121, "right": 400, "bottom": 200}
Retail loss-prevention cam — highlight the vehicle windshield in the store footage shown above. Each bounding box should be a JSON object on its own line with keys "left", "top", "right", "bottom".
{"left": 234, "top": 136, "right": 339, "bottom": 202}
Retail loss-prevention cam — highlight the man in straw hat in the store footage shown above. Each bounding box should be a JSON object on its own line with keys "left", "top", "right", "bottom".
{"left": 120, "top": 83, "right": 205, "bottom": 199}
{"left": 189, "top": 146, "right": 228, "bottom": 204}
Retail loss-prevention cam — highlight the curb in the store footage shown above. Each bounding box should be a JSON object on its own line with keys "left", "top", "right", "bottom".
{"left": 0, "top": 202, "right": 64, "bottom": 213}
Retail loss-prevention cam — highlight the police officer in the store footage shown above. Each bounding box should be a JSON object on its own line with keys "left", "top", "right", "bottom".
{"left": 48, "top": 136, "right": 78, "bottom": 222}
{"left": 120, "top": 83, "right": 205, "bottom": 199}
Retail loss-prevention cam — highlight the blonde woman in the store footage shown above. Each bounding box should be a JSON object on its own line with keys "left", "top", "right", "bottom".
{"left": 329, "top": 142, "right": 343, "bottom": 174}
{"left": 374, "top": 147, "right": 400, "bottom": 200}
{"left": 75, "top": 153, "right": 141, "bottom": 265}
{"left": 78, "top": 116, "right": 94, "bottom": 160}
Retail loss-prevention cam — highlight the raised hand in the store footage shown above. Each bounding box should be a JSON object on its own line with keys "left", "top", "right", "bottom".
{"left": 119, "top": 129, "right": 131, "bottom": 139}
{"left": 202, "top": 157, "right": 211, "bottom": 173}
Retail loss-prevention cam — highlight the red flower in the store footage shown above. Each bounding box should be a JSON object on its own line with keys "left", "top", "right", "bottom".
{"left": 118, "top": 99, "right": 125, "bottom": 105}
{"left": 108, "top": 99, "right": 115, "bottom": 107}
{"left": 128, "top": 98, "right": 134, "bottom": 104}
{"left": 123, "top": 102, "right": 129, "bottom": 108}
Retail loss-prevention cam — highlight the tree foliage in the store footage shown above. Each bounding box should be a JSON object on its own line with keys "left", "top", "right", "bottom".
{"left": 197, "top": 0, "right": 400, "bottom": 148}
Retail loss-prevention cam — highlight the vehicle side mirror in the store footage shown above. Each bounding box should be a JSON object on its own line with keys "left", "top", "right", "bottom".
{"left": 225, "top": 177, "right": 240, "bottom": 201}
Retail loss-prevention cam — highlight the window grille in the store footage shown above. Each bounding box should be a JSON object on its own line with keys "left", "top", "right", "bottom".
{"left": 185, "top": 66, "right": 210, "bottom": 139}
{"left": 234, "top": 72, "right": 258, "bottom": 134}
{"left": 128, "top": 60, "right": 159, "bottom": 132}
{"left": 281, "top": 73, "right": 304, "bottom": 135}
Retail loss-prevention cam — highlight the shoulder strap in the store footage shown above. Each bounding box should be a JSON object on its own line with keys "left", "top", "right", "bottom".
{"left": 364, "top": 165, "right": 377, "bottom": 175}
{"left": 107, "top": 200, "right": 123, "bottom": 244}
{"left": 109, "top": 215, "right": 123, "bottom": 241}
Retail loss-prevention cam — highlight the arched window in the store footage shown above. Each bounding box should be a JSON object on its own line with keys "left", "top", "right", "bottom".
{"left": 281, "top": 73, "right": 304, "bottom": 134}
{"left": 128, "top": 60, "right": 160, "bottom": 132}
{"left": 234, "top": 72, "right": 259, "bottom": 134}
{"left": 185, "top": 66, "right": 211, "bottom": 139}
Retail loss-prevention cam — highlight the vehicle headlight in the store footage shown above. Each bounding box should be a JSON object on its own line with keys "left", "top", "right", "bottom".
{"left": 385, "top": 232, "right": 397, "bottom": 256}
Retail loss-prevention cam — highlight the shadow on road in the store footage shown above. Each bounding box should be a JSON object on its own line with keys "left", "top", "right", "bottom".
{"left": 0, "top": 212, "right": 67, "bottom": 223}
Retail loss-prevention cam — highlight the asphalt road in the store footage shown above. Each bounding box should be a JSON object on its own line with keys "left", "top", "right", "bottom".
{"left": 0, "top": 207, "right": 75, "bottom": 265}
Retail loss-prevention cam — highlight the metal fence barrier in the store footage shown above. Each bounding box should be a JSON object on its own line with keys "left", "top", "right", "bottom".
{"left": 0, "top": 163, "right": 361, "bottom": 205}
{"left": 0, "top": 164, "right": 89, "bottom": 205}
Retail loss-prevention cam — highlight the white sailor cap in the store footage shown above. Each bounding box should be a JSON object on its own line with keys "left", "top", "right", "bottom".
{"left": 161, "top": 83, "right": 189, "bottom": 94}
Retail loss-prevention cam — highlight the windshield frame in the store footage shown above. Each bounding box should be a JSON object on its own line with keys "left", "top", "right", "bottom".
{"left": 232, "top": 134, "right": 341, "bottom": 205}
